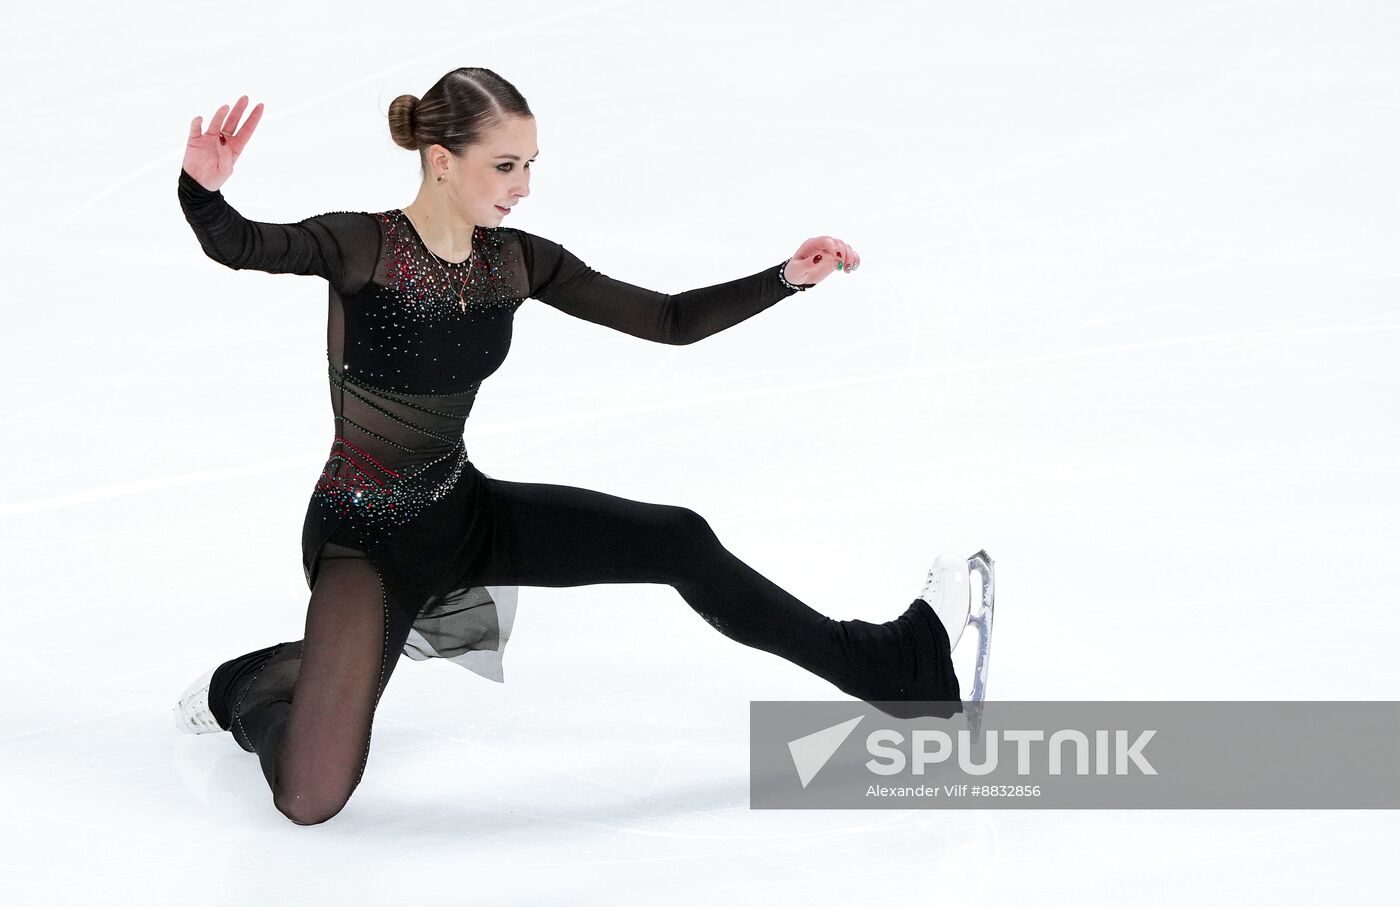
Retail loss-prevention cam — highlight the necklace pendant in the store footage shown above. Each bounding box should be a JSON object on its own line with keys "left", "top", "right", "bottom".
{"left": 458, "top": 291, "right": 467, "bottom": 314}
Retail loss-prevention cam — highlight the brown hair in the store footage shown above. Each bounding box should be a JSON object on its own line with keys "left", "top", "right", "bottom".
{"left": 387, "top": 67, "right": 533, "bottom": 179}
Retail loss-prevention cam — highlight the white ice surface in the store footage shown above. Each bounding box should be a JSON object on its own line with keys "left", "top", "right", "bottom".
{"left": 2, "top": 0, "right": 1397, "bottom": 903}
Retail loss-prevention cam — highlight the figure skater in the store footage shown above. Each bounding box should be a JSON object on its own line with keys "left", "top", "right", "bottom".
{"left": 171, "top": 68, "right": 991, "bottom": 826}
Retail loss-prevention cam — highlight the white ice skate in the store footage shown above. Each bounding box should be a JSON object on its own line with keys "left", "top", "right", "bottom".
{"left": 919, "top": 550, "right": 996, "bottom": 710}
{"left": 173, "top": 666, "right": 222, "bottom": 735}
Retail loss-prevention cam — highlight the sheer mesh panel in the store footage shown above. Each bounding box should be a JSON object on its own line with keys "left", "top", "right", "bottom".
{"left": 231, "top": 542, "right": 415, "bottom": 826}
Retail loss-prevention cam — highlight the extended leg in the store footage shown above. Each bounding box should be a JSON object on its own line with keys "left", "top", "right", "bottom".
{"left": 474, "top": 477, "right": 960, "bottom": 715}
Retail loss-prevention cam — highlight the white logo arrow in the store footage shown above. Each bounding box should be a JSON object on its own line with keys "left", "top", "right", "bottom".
{"left": 788, "top": 715, "right": 865, "bottom": 788}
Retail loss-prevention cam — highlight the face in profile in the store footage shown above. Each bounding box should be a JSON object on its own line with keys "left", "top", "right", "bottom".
{"left": 437, "top": 115, "right": 538, "bottom": 228}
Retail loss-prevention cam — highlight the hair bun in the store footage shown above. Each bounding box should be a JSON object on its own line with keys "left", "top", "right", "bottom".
{"left": 388, "top": 94, "right": 421, "bottom": 151}
{"left": 390, "top": 69, "right": 533, "bottom": 171}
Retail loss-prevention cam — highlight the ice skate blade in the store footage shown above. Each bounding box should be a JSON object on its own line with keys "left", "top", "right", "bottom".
{"left": 963, "top": 550, "right": 995, "bottom": 736}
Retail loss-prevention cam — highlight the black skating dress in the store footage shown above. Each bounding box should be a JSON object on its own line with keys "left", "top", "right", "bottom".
{"left": 176, "top": 167, "right": 808, "bottom": 683}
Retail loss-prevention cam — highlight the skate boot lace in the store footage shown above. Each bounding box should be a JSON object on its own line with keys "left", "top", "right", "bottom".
{"left": 920, "top": 564, "right": 944, "bottom": 603}
{"left": 180, "top": 681, "right": 220, "bottom": 733}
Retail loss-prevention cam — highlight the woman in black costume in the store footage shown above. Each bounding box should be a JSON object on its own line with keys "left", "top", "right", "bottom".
{"left": 172, "top": 68, "right": 975, "bottom": 826}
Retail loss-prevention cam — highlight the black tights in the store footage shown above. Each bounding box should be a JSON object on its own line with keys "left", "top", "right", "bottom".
{"left": 212, "top": 477, "right": 960, "bottom": 825}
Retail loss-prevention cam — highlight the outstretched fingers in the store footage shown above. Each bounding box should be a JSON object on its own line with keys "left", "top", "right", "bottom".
{"left": 231, "top": 100, "right": 264, "bottom": 152}
{"left": 206, "top": 103, "right": 231, "bottom": 139}
{"left": 204, "top": 96, "right": 263, "bottom": 152}
{"left": 202, "top": 96, "right": 260, "bottom": 149}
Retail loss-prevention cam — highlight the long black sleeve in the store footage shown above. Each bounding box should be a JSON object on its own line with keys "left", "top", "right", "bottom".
{"left": 177, "top": 168, "right": 380, "bottom": 297}
{"left": 510, "top": 227, "right": 805, "bottom": 345}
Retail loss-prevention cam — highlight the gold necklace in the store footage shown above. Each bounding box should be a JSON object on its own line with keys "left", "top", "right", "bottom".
{"left": 402, "top": 207, "right": 475, "bottom": 313}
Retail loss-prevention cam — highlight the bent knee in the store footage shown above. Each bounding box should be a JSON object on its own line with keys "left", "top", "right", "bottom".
{"left": 275, "top": 790, "right": 348, "bottom": 826}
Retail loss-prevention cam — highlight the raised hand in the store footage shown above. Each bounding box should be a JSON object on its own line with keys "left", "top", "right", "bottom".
{"left": 182, "top": 96, "right": 265, "bottom": 193}
{"left": 783, "top": 235, "right": 861, "bottom": 287}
